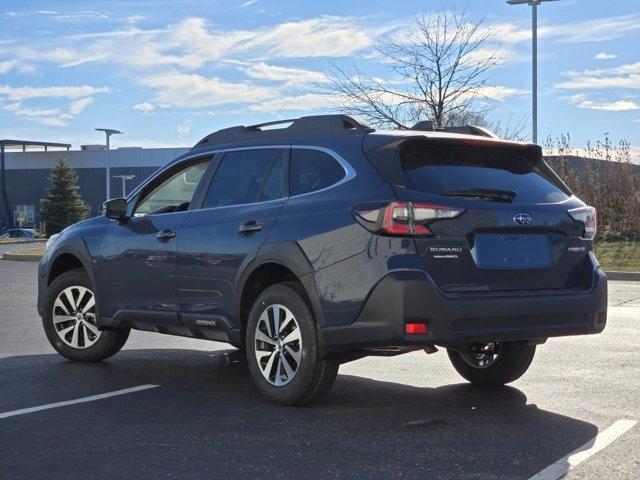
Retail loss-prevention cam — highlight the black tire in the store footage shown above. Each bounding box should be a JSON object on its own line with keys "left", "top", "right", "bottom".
{"left": 447, "top": 342, "right": 536, "bottom": 386}
{"left": 245, "top": 283, "right": 339, "bottom": 406}
{"left": 42, "top": 269, "right": 129, "bottom": 362}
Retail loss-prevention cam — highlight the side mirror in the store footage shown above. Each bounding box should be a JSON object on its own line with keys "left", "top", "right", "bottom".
{"left": 104, "top": 198, "right": 127, "bottom": 220}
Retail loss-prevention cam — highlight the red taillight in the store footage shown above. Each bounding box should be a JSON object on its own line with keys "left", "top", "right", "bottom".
{"left": 568, "top": 206, "right": 597, "bottom": 239}
{"left": 383, "top": 202, "right": 413, "bottom": 235}
{"left": 357, "top": 201, "right": 464, "bottom": 237}
{"left": 405, "top": 322, "right": 428, "bottom": 335}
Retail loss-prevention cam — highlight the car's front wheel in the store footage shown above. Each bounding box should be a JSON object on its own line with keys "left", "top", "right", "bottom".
{"left": 42, "top": 269, "right": 129, "bottom": 361}
{"left": 447, "top": 341, "right": 536, "bottom": 385}
{"left": 245, "top": 283, "right": 338, "bottom": 406}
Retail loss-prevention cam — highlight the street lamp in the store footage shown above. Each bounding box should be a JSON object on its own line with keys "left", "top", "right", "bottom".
{"left": 95, "top": 128, "right": 123, "bottom": 201}
{"left": 507, "top": 0, "right": 559, "bottom": 144}
{"left": 113, "top": 174, "right": 135, "bottom": 197}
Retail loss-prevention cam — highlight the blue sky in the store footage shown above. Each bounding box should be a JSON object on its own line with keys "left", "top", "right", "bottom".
{"left": 0, "top": 0, "right": 638, "bottom": 156}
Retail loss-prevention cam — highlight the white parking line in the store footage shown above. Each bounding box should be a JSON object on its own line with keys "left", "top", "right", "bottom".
{"left": 528, "top": 419, "right": 638, "bottom": 480}
{"left": 0, "top": 384, "right": 160, "bottom": 419}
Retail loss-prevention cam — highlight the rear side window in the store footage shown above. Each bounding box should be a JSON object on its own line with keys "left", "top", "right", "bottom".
{"left": 259, "top": 151, "right": 286, "bottom": 202}
{"left": 290, "top": 149, "right": 345, "bottom": 196}
{"left": 203, "top": 149, "right": 285, "bottom": 208}
{"left": 399, "top": 140, "right": 570, "bottom": 204}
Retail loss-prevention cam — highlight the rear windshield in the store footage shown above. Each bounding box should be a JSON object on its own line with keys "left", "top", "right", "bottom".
{"left": 399, "top": 140, "right": 570, "bottom": 204}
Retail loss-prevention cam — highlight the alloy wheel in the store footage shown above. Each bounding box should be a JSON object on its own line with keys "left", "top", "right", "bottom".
{"left": 460, "top": 342, "right": 502, "bottom": 369}
{"left": 254, "top": 304, "right": 302, "bottom": 386}
{"left": 52, "top": 286, "right": 101, "bottom": 349}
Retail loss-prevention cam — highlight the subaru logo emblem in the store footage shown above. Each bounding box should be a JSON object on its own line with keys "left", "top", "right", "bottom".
{"left": 513, "top": 213, "right": 532, "bottom": 226}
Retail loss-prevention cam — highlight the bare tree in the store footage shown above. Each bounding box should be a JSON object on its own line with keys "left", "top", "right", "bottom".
{"left": 326, "top": 10, "right": 501, "bottom": 130}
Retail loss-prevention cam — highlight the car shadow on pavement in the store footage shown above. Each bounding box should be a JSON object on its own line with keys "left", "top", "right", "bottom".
{"left": 0, "top": 348, "right": 597, "bottom": 480}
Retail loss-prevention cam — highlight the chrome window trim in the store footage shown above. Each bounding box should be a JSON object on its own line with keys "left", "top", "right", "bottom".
{"left": 125, "top": 144, "right": 356, "bottom": 212}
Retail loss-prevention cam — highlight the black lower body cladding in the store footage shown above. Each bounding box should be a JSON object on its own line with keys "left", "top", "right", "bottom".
{"left": 321, "top": 267, "right": 607, "bottom": 351}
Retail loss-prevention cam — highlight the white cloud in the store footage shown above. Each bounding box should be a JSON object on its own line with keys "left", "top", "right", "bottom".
{"left": 490, "top": 15, "right": 640, "bottom": 45}
{"left": 475, "top": 86, "right": 528, "bottom": 102}
{"left": 249, "top": 93, "right": 338, "bottom": 113}
{"left": 69, "top": 97, "right": 94, "bottom": 115}
{"left": 556, "top": 61, "right": 640, "bottom": 90}
{"left": 36, "top": 117, "right": 68, "bottom": 127}
{"left": 240, "top": 0, "right": 259, "bottom": 7}
{"left": 124, "top": 15, "right": 145, "bottom": 24}
{"left": 239, "top": 17, "right": 374, "bottom": 58}
{"left": 2, "top": 104, "right": 60, "bottom": 117}
{"left": 595, "top": 52, "right": 618, "bottom": 60}
{"left": 141, "top": 72, "right": 275, "bottom": 108}
{"left": 10, "top": 16, "right": 374, "bottom": 71}
{"left": 50, "top": 11, "right": 110, "bottom": 22}
{"left": 1, "top": 102, "right": 64, "bottom": 126}
{"left": 134, "top": 101, "right": 156, "bottom": 114}
{"left": 563, "top": 94, "right": 640, "bottom": 111}
{"left": 177, "top": 118, "right": 193, "bottom": 141}
{"left": 0, "top": 84, "right": 108, "bottom": 101}
{"left": 243, "top": 62, "right": 327, "bottom": 87}
{"left": 0, "top": 60, "right": 17, "bottom": 74}
{"left": 0, "top": 59, "right": 35, "bottom": 75}
{"left": 549, "top": 14, "right": 640, "bottom": 43}
{"left": 61, "top": 53, "right": 109, "bottom": 68}
{"left": 0, "top": 87, "right": 102, "bottom": 127}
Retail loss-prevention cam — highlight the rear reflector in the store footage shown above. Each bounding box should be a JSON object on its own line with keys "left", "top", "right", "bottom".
{"left": 405, "top": 323, "right": 428, "bottom": 335}
{"left": 356, "top": 201, "right": 464, "bottom": 237}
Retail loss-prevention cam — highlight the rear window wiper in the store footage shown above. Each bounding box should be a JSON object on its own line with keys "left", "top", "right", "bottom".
{"left": 441, "top": 188, "right": 517, "bottom": 203}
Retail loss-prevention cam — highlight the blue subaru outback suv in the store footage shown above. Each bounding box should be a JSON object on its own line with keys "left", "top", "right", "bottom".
{"left": 38, "top": 115, "right": 607, "bottom": 405}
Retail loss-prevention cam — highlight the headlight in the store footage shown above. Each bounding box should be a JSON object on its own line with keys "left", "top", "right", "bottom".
{"left": 45, "top": 234, "right": 60, "bottom": 250}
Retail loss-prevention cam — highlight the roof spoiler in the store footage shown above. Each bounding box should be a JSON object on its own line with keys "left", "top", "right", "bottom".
{"left": 411, "top": 121, "right": 499, "bottom": 139}
{"left": 192, "top": 115, "right": 374, "bottom": 149}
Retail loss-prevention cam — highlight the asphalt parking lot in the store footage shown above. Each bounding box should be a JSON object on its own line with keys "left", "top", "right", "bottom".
{"left": 0, "top": 260, "right": 638, "bottom": 480}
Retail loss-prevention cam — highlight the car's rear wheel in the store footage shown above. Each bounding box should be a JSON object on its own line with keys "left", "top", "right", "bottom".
{"left": 246, "top": 283, "right": 338, "bottom": 406}
{"left": 42, "top": 269, "right": 129, "bottom": 361}
{"left": 447, "top": 341, "right": 536, "bottom": 385}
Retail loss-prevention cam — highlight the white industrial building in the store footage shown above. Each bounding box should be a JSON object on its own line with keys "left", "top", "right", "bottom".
{"left": 0, "top": 140, "right": 188, "bottom": 228}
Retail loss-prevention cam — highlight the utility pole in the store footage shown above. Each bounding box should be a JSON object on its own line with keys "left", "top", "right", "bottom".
{"left": 114, "top": 174, "right": 135, "bottom": 197}
{"left": 507, "top": 0, "right": 559, "bottom": 144}
{"left": 95, "top": 128, "right": 123, "bottom": 201}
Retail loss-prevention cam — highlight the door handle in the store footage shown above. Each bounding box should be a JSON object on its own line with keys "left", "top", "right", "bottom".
{"left": 238, "top": 220, "right": 263, "bottom": 234}
{"left": 157, "top": 229, "right": 176, "bottom": 240}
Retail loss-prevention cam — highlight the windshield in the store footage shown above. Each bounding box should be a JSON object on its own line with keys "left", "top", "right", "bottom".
{"left": 399, "top": 140, "right": 571, "bottom": 204}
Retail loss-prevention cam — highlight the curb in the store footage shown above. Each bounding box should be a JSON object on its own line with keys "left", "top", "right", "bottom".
{"left": 1, "top": 252, "right": 43, "bottom": 262}
{"left": 605, "top": 271, "right": 640, "bottom": 282}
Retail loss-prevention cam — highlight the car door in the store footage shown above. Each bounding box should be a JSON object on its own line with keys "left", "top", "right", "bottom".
{"left": 175, "top": 147, "right": 288, "bottom": 329}
{"left": 96, "top": 157, "right": 212, "bottom": 325}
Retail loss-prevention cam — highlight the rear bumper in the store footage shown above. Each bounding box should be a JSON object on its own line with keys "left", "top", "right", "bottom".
{"left": 321, "top": 268, "right": 608, "bottom": 351}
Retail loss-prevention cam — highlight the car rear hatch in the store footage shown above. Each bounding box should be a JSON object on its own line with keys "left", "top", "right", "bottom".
{"left": 363, "top": 135, "right": 593, "bottom": 293}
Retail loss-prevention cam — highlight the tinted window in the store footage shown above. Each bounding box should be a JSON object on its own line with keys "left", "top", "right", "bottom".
{"left": 290, "top": 149, "right": 345, "bottom": 196}
{"left": 203, "top": 149, "right": 283, "bottom": 208}
{"left": 259, "top": 151, "right": 286, "bottom": 202}
{"left": 134, "top": 160, "right": 210, "bottom": 216}
{"left": 400, "top": 141, "right": 570, "bottom": 204}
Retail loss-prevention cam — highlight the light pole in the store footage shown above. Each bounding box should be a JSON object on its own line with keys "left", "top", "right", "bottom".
{"left": 114, "top": 174, "right": 135, "bottom": 197}
{"left": 95, "top": 128, "right": 123, "bottom": 201}
{"left": 507, "top": 0, "right": 558, "bottom": 144}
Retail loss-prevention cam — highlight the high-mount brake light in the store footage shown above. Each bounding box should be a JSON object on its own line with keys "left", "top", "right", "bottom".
{"left": 356, "top": 201, "right": 464, "bottom": 236}
{"left": 568, "top": 206, "right": 597, "bottom": 239}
